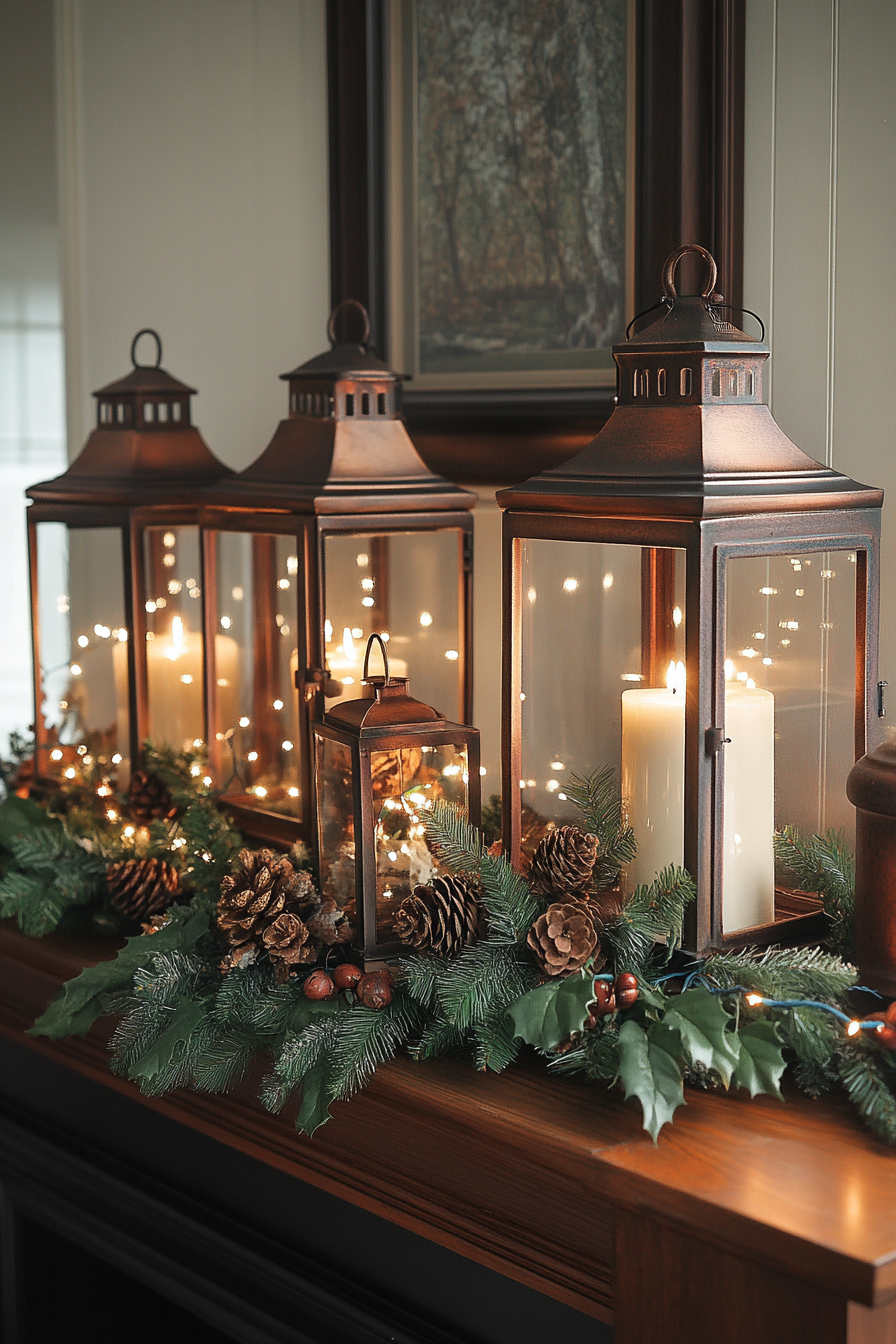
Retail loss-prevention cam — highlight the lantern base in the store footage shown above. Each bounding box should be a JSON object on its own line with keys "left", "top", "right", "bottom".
{"left": 218, "top": 793, "right": 307, "bottom": 849}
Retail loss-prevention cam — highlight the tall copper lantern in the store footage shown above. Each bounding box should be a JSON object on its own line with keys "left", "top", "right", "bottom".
{"left": 313, "top": 635, "right": 481, "bottom": 967}
{"left": 201, "top": 302, "right": 475, "bottom": 844}
{"left": 498, "top": 245, "right": 883, "bottom": 953}
{"left": 27, "top": 331, "right": 232, "bottom": 785}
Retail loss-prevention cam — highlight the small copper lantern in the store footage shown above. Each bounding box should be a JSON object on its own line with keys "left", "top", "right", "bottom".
{"left": 313, "top": 635, "right": 481, "bottom": 966}
{"left": 498, "top": 245, "right": 883, "bottom": 953}
{"left": 26, "top": 330, "right": 232, "bottom": 782}
{"left": 201, "top": 301, "right": 475, "bottom": 844}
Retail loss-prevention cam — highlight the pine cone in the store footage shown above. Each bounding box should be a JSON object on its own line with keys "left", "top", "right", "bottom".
{"left": 262, "top": 912, "right": 315, "bottom": 980}
{"left": 217, "top": 848, "right": 306, "bottom": 954}
{"left": 107, "top": 857, "right": 180, "bottom": 920}
{"left": 127, "top": 770, "right": 176, "bottom": 825}
{"left": 527, "top": 900, "right": 602, "bottom": 977}
{"left": 528, "top": 826, "right": 599, "bottom": 902}
{"left": 393, "top": 874, "right": 479, "bottom": 955}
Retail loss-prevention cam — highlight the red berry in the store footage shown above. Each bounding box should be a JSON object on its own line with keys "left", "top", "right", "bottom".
{"left": 333, "top": 963, "right": 362, "bottom": 991}
{"left": 303, "top": 969, "right": 336, "bottom": 1001}
{"left": 591, "top": 980, "right": 616, "bottom": 1016}
{"left": 357, "top": 970, "right": 393, "bottom": 1010}
{"left": 615, "top": 972, "right": 640, "bottom": 1009}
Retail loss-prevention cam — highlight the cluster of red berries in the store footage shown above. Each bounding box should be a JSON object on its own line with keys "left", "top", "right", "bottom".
{"left": 303, "top": 963, "right": 394, "bottom": 1010}
{"left": 865, "top": 1000, "right": 896, "bottom": 1050}
{"left": 586, "top": 972, "right": 639, "bottom": 1029}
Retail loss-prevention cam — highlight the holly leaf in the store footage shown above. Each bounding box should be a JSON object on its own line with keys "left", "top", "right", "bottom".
{"left": 127, "top": 997, "right": 209, "bottom": 1085}
{"left": 616, "top": 1018, "right": 686, "bottom": 1142}
{"left": 296, "top": 1057, "right": 333, "bottom": 1136}
{"left": 664, "top": 986, "right": 740, "bottom": 1085}
{"left": 506, "top": 974, "right": 596, "bottom": 1052}
{"left": 30, "top": 910, "right": 210, "bottom": 1039}
{"left": 732, "top": 1019, "right": 786, "bottom": 1099}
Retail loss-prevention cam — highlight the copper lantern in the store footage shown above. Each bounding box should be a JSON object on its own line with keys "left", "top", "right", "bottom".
{"left": 498, "top": 245, "right": 883, "bottom": 953}
{"left": 313, "top": 635, "right": 481, "bottom": 966}
{"left": 26, "top": 330, "right": 232, "bottom": 784}
{"left": 201, "top": 302, "right": 475, "bottom": 844}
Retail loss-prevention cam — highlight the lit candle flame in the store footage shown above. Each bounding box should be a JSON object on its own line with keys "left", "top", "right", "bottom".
{"left": 342, "top": 627, "right": 355, "bottom": 660}
{"left": 666, "top": 660, "right": 686, "bottom": 695}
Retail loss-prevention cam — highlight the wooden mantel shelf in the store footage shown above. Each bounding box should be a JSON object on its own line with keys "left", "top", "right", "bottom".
{"left": 4, "top": 922, "right": 896, "bottom": 1343}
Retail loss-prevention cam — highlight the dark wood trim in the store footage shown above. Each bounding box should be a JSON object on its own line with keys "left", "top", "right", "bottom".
{"left": 325, "top": 0, "right": 746, "bottom": 486}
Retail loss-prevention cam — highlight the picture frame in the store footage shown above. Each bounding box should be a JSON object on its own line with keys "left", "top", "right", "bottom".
{"left": 326, "top": 0, "right": 745, "bottom": 486}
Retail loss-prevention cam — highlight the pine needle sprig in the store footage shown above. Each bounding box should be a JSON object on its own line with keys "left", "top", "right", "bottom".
{"left": 601, "top": 865, "right": 696, "bottom": 975}
{"left": 325, "top": 994, "right": 426, "bottom": 1102}
{"left": 478, "top": 852, "right": 539, "bottom": 944}
{"left": 424, "top": 802, "right": 484, "bottom": 874}
{"left": 563, "top": 766, "right": 637, "bottom": 887}
{"left": 837, "top": 1045, "right": 896, "bottom": 1145}
{"left": 774, "top": 826, "right": 855, "bottom": 952}
{"left": 703, "top": 944, "right": 858, "bottom": 1004}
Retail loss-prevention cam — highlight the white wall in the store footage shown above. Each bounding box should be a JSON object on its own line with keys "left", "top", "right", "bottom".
{"left": 744, "top": 0, "right": 896, "bottom": 704}
{"left": 57, "top": 0, "right": 330, "bottom": 469}
{"left": 0, "top": 0, "right": 66, "bottom": 744}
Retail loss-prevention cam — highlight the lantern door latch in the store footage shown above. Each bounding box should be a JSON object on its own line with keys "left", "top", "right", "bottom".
{"left": 705, "top": 727, "right": 731, "bottom": 755}
{"left": 879, "top": 681, "right": 888, "bottom": 718}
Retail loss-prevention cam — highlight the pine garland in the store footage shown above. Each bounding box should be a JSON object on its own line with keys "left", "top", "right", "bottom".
{"left": 0, "top": 744, "right": 244, "bottom": 936}
{"left": 20, "top": 762, "right": 896, "bottom": 1150}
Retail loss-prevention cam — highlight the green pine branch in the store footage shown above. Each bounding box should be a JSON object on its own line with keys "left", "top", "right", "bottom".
{"left": 774, "top": 825, "right": 854, "bottom": 953}
{"left": 837, "top": 1046, "right": 896, "bottom": 1146}
{"left": 563, "top": 765, "right": 637, "bottom": 887}
{"left": 602, "top": 865, "right": 696, "bottom": 975}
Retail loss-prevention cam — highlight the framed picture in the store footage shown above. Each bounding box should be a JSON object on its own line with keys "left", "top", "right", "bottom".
{"left": 327, "top": 0, "right": 745, "bottom": 484}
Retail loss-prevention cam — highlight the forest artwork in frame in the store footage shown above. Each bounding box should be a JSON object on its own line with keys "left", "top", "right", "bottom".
{"left": 387, "top": 0, "right": 634, "bottom": 392}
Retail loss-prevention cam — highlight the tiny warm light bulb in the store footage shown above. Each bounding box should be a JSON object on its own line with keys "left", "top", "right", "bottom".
{"left": 847, "top": 1020, "right": 862, "bottom": 1037}
{"left": 64, "top": 766, "right": 77, "bottom": 779}
{"left": 562, "top": 577, "right": 578, "bottom": 592}
{"left": 254, "top": 786, "right": 267, "bottom": 798}
{"left": 745, "top": 992, "right": 764, "bottom": 1007}
{"left": 106, "top": 808, "right": 118, "bottom": 821}
{"left": 122, "top": 825, "right": 135, "bottom": 838}
{"left": 247, "top": 751, "right": 259, "bottom": 762}
{"left": 419, "top": 610, "right": 433, "bottom": 627}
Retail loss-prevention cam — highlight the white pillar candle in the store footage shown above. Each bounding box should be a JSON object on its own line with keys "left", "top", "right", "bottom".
{"left": 621, "top": 663, "right": 776, "bottom": 932}
{"left": 722, "top": 682, "right": 775, "bottom": 932}
{"left": 114, "top": 618, "right": 239, "bottom": 754}
{"left": 621, "top": 661, "right": 686, "bottom": 892}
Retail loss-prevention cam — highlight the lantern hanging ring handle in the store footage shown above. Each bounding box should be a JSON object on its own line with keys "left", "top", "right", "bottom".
{"left": 130, "top": 328, "right": 163, "bottom": 369}
{"left": 662, "top": 244, "right": 718, "bottom": 300}
{"left": 328, "top": 299, "right": 371, "bottom": 348}
{"left": 363, "top": 632, "right": 391, "bottom": 684}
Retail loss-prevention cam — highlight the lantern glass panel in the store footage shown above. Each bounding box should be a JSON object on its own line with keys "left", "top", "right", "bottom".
{"left": 316, "top": 733, "right": 356, "bottom": 913}
{"left": 324, "top": 530, "right": 464, "bottom": 719}
{"left": 35, "top": 522, "right": 129, "bottom": 772}
{"left": 143, "top": 525, "right": 205, "bottom": 751}
{"left": 519, "top": 538, "right": 686, "bottom": 880}
{"left": 212, "top": 531, "right": 301, "bottom": 814}
{"left": 371, "top": 741, "right": 469, "bottom": 942}
{"left": 722, "top": 548, "right": 857, "bottom": 933}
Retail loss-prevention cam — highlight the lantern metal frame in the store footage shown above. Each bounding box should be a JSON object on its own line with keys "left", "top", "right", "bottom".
{"left": 26, "top": 330, "right": 232, "bottom": 781}
{"left": 200, "top": 303, "right": 475, "bottom": 846}
{"left": 498, "top": 246, "right": 883, "bottom": 954}
{"left": 312, "top": 636, "right": 481, "bottom": 966}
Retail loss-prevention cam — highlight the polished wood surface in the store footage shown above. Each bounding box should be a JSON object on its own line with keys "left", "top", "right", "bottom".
{"left": 4, "top": 922, "right": 896, "bottom": 1340}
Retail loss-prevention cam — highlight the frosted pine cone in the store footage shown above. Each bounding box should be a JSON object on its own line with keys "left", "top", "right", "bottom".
{"left": 107, "top": 856, "right": 180, "bottom": 921}
{"left": 262, "top": 911, "right": 315, "bottom": 980}
{"left": 528, "top": 826, "right": 599, "bottom": 902}
{"left": 393, "top": 874, "right": 478, "bottom": 956}
{"left": 527, "top": 900, "right": 602, "bottom": 977}
{"left": 217, "top": 848, "right": 306, "bottom": 954}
